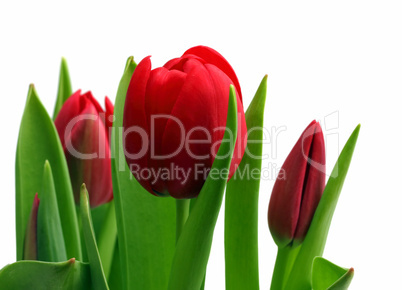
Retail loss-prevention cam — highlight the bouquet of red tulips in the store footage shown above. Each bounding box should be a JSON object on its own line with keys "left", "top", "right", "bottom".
{"left": 0, "top": 46, "right": 359, "bottom": 290}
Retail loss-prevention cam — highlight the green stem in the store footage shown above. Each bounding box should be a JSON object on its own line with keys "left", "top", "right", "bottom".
{"left": 270, "top": 246, "right": 300, "bottom": 290}
{"left": 176, "top": 199, "right": 190, "bottom": 243}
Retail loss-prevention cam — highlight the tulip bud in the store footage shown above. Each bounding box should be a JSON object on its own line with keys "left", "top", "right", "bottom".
{"left": 23, "top": 193, "right": 40, "bottom": 260}
{"left": 123, "top": 46, "right": 247, "bottom": 199}
{"left": 268, "top": 120, "right": 325, "bottom": 248}
{"left": 55, "top": 90, "right": 113, "bottom": 207}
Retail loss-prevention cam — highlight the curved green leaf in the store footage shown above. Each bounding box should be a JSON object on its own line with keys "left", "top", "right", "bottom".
{"left": 0, "top": 259, "right": 91, "bottom": 289}
{"left": 80, "top": 184, "right": 109, "bottom": 290}
{"left": 167, "top": 85, "right": 238, "bottom": 290}
{"left": 112, "top": 57, "right": 177, "bottom": 290}
{"left": 108, "top": 242, "right": 122, "bottom": 290}
{"left": 97, "top": 200, "right": 117, "bottom": 279}
{"left": 37, "top": 161, "right": 67, "bottom": 262}
{"left": 312, "top": 257, "right": 354, "bottom": 290}
{"left": 225, "top": 75, "right": 267, "bottom": 290}
{"left": 53, "top": 57, "right": 73, "bottom": 119}
{"left": 16, "top": 85, "right": 81, "bottom": 261}
{"left": 285, "top": 124, "right": 360, "bottom": 289}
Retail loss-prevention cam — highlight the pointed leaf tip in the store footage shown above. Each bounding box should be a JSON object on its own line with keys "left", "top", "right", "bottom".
{"left": 312, "top": 257, "right": 354, "bottom": 289}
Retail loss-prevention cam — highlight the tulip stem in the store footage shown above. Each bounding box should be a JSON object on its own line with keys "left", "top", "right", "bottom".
{"left": 176, "top": 199, "right": 190, "bottom": 243}
{"left": 270, "top": 245, "right": 300, "bottom": 290}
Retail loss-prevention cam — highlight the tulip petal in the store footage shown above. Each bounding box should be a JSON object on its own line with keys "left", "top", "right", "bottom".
{"left": 205, "top": 63, "right": 247, "bottom": 178}
{"left": 104, "top": 96, "right": 114, "bottom": 133}
{"left": 64, "top": 100, "right": 112, "bottom": 207}
{"left": 167, "top": 85, "right": 238, "bottom": 290}
{"left": 114, "top": 57, "right": 176, "bottom": 290}
{"left": 162, "top": 58, "right": 219, "bottom": 198}
{"left": 144, "top": 67, "right": 187, "bottom": 194}
{"left": 294, "top": 122, "right": 326, "bottom": 243}
{"left": 268, "top": 120, "right": 317, "bottom": 247}
{"left": 123, "top": 56, "right": 153, "bottom": 194}
{"left": 55, "top": 90, "right": 82, "bottom": 148}
{"left": 183, "top": 45, "right": 243, "bottom": 101}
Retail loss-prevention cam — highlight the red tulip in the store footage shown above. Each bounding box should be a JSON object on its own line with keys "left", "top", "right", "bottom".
{"left": 123, "top": 46, "right": 247, "bottom": 199}
{"left": 23, "top": 193, "right": 40, "bottom": 260}
{"left": 55, "top": 90, "right": 113, "bottom": 207}
{"left": 268, "top": 120, "right": 325, "bottom": 248}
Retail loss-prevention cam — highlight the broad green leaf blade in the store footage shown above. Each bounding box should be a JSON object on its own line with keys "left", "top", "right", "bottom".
{"left": 91, "top": 202, "right": 110, "bottom": 239}
{"left": 108, "top": 242, "right": 123, "bottom": 290}
{"left": 80, "top": 185, "right": 109, "bottom": 290}
{"left": 97, "top": 200, "right": 117, "bottom": 279}
{"left": 225, "top": 75, "right": 267, "bottom": 290}
{"left": 312, "top": 257, "right": 354, "bottom": 290}
{"left": 37, "top": 161, "right": 67, "bottom": 262}
{"left": 0, "top": 259, "right": 91, "bottom": 289}
{"left": 285, "top": 124, "right": 360, "bottom": 289}
{"left": 16, "top": 85, "right": 81, "bottom": 261}
{"left": 167, "top": 85, "right": 238, "bottom": 290}
{"left": 52, "top": 57, "right": 73, "bottom": 119}
{"left": 111, "top": 57, "right": 177, "bottom": 290}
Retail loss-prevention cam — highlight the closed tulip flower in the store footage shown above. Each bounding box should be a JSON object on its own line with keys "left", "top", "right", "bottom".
{"left": 268, "top": 120, "right": 325, "bottom": 248}
{"left": 123, "top": 46, "right": 247, "bottom": 199}
{"left": 55, "top": 90, "right": 113, "bottom": 207}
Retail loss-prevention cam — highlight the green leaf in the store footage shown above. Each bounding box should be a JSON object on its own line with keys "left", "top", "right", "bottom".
{"left": 285, "top": 124, "right": 361, "bottom": 289}
{"left": 111, "top": 57, "right": 177, "bottom": 290}
{"left": 91, "top": 202, "right": 110, "bottom": 239}
{"left": 37, "top": 161, "right": 67, "bottom": 262}
{"left": 312, "top": 257, "right": 354, "bottom": 290}
{"left": 167, "top": 85, "right": 238, "bottom": 290}
{"left": 108, "top": 242, "right": 123, "bottom": 290}
{"left": 16, "top": 85, "right": 81, "bottom": 261}
{"left": 0, "top": 259, "right": 91, "bottom": 289}
{"left": 80, "top": 184, "right": 109, "bottom": 290}
{"left": 53, "top": 57, "right": 73, "bottom": 120}
{"left": 225, "top": 75, "right": 267, "bottom": 290}
{"left": 97, "top": 200, "right": 118, "bottom": 279}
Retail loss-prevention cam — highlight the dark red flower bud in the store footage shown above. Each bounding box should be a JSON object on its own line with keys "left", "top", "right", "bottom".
{"left": 23, "top": 193, "right": 40, "bottom": 260}
{"left": 123, "top": 46, "right": 247, "bottom": 199}
{"left": 268, "top": 120, "right": 325, "bottom": 247}
{"left": 55, "top": 91, "right": 113, "bottom": 207}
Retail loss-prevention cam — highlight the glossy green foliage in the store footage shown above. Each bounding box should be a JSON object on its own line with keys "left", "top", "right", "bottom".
{"left": 225, "top": 75, "right": 267, "bottom": 290}
{"left": 37, "top": 161, "right": 67, "bottom": 262}
{"left": 111, "top": 57, "right": 176, "bottom": 290}
{"left": 80, "top": 185, "right": 109, "bottom": 290}
{"left": 0, "top": 259, "right": 91, "bottom": 289}
{"left": 53, "top": 57, "right": 73, "bottom": 119}
{"left": 16, "top": 85, "right": 81, "bottom": 261}
{"left": 312, "top": 257, "right": 354, "bottom": 290}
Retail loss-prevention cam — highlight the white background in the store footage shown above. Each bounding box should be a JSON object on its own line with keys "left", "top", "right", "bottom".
{"left": 1, "top": 1, "right": 401, "bottom": 289}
